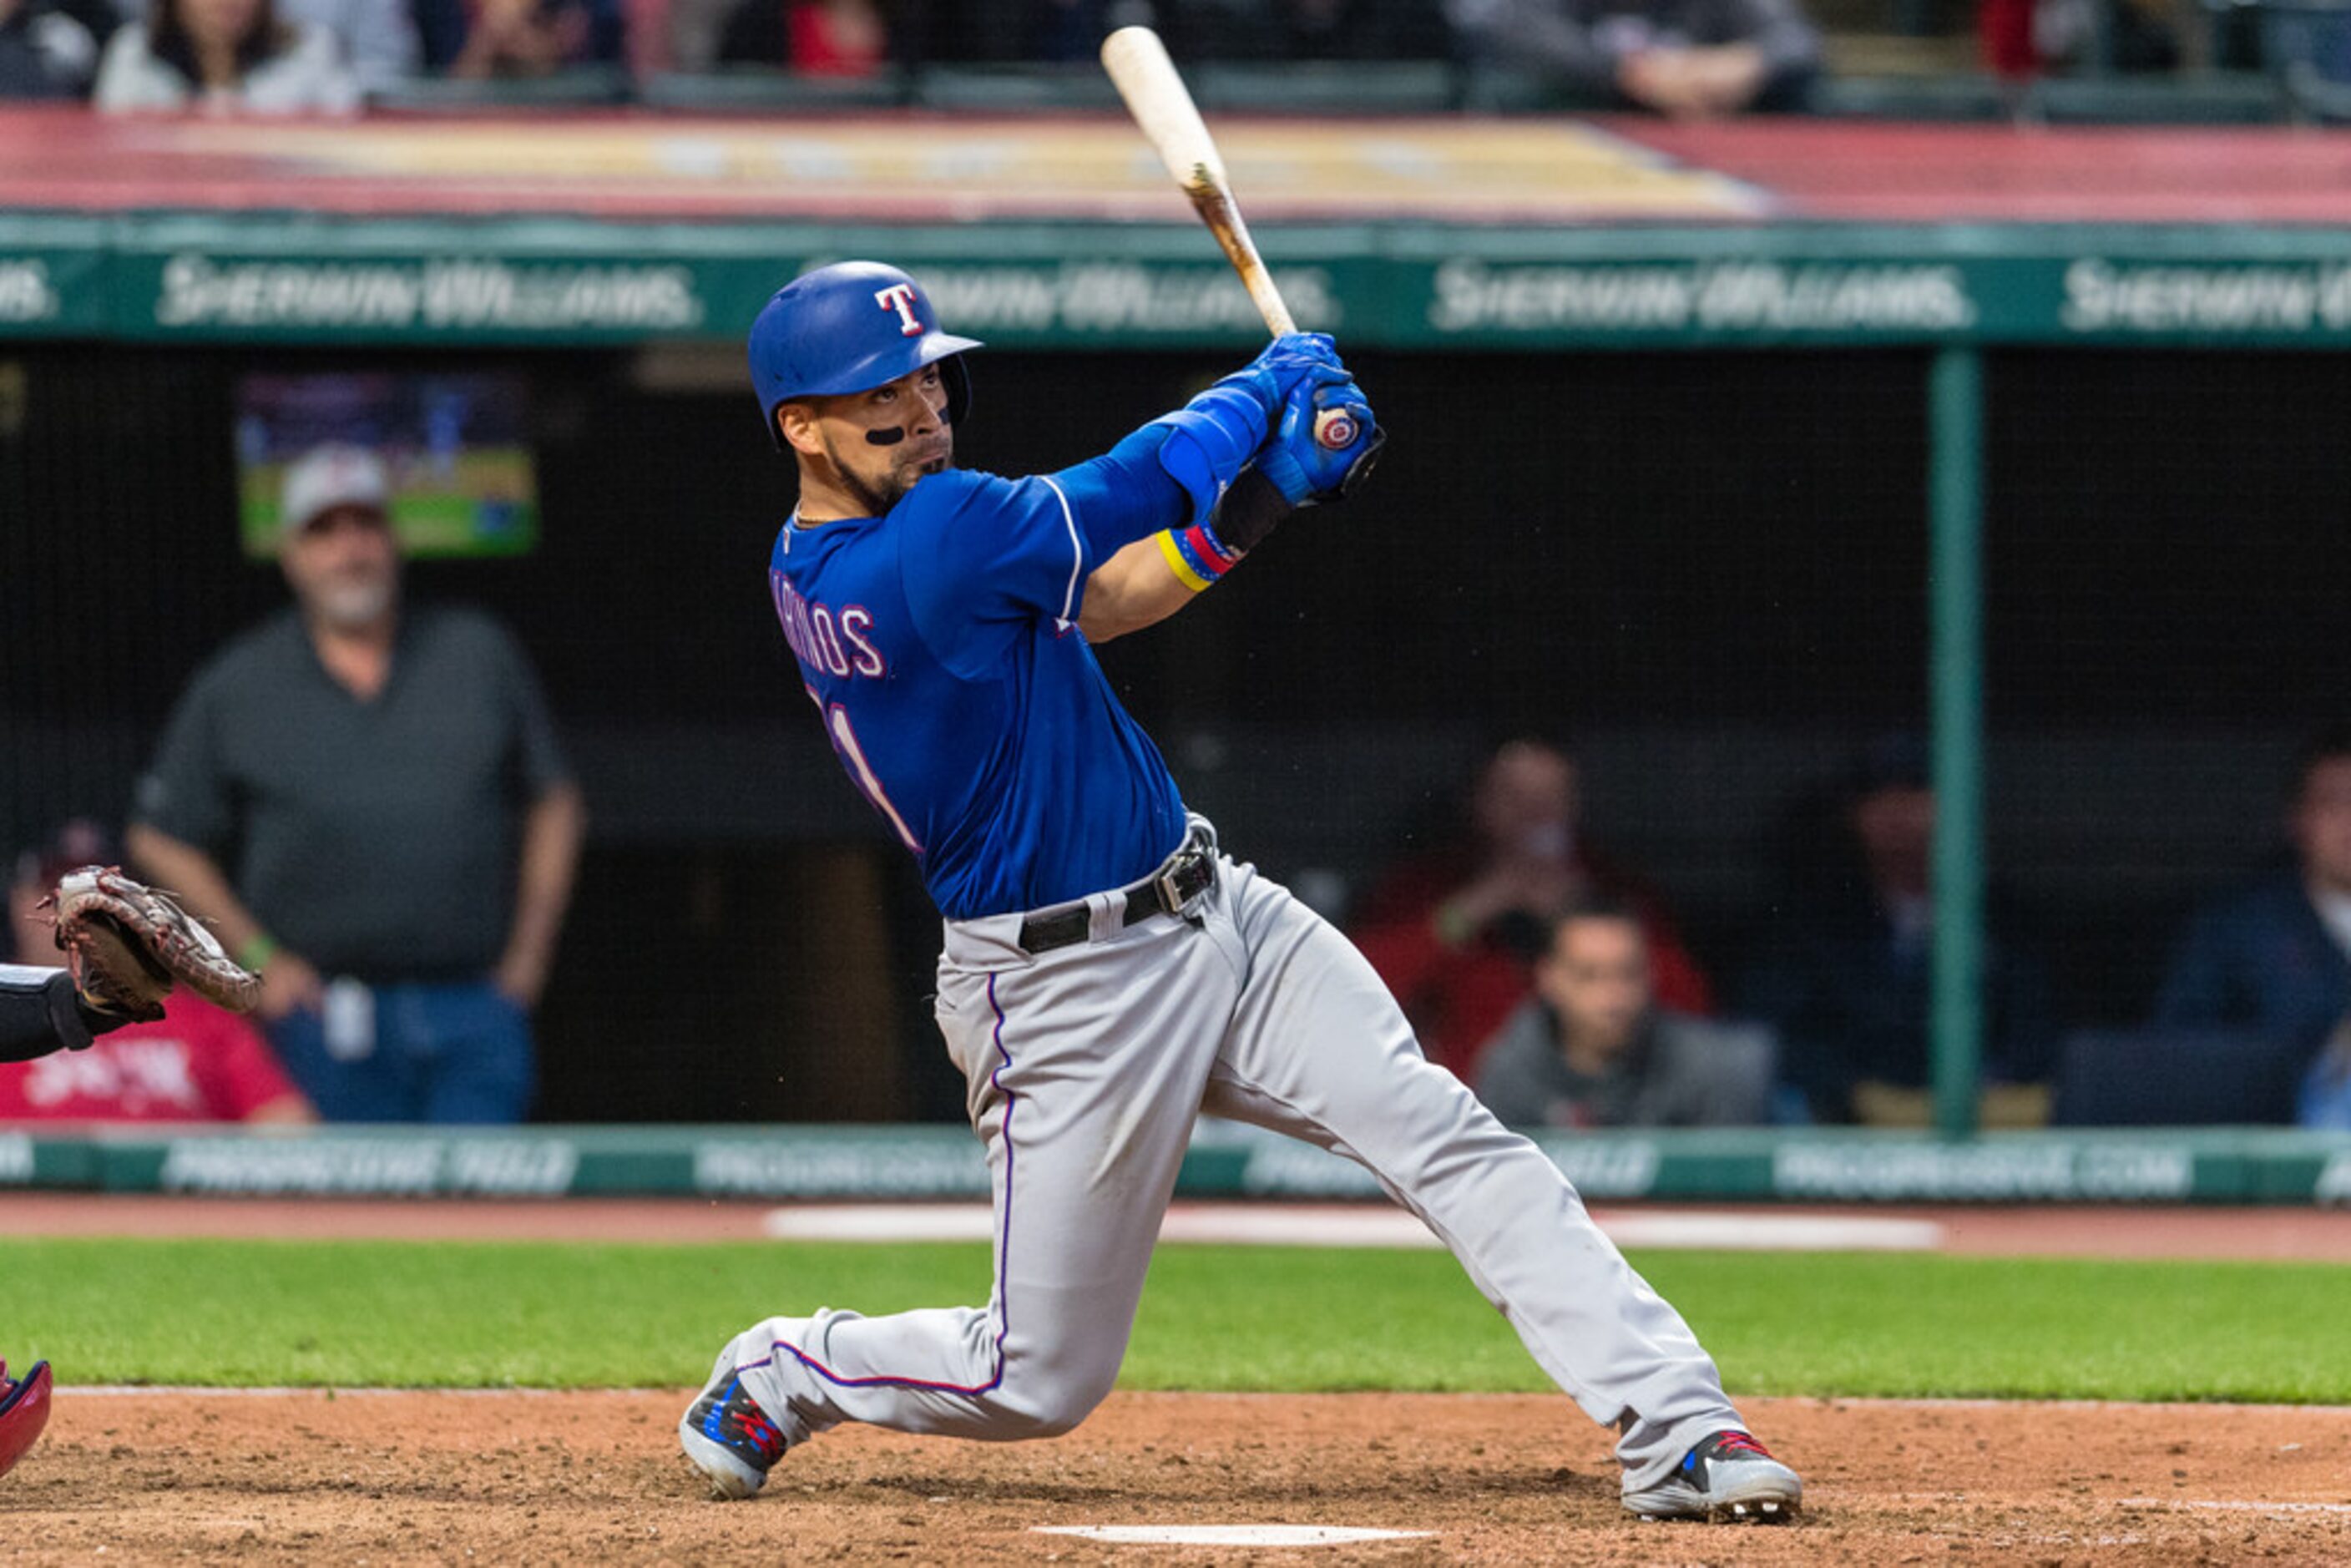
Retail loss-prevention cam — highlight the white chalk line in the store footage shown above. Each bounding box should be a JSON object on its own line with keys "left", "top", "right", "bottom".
{"left": 1033, "top": 1525, "right": 1433, "bottom": 1546}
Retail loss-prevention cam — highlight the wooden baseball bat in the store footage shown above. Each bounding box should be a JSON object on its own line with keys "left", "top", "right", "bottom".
{"left": 1100, "top": 25, "right": 1358, "bottom": 451}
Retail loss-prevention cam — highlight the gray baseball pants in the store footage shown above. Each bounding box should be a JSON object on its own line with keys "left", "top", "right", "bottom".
{"left": 725, "top": 835, "right": 1747, "bottom": 1494}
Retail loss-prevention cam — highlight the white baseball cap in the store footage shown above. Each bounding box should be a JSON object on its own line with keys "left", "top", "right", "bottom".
{"left": 280, "top": 443, "right": 391, "bottom": 534}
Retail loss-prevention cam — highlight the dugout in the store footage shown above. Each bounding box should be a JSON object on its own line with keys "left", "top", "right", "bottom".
{"left": 3, "top": 113, "right": 2349, "bottom": 1145}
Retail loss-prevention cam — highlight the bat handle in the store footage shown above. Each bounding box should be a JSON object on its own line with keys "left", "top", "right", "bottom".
{"left": 1256, "top": 289, "right": 1297, "bottom": 337}
{"left": 1312, "top": 408, "right": 1358, "bottom": 451}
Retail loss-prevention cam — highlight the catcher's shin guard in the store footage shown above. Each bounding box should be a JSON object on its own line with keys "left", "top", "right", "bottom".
{"left": 0, "top": 1360, "right": 53, "bottom": 1481}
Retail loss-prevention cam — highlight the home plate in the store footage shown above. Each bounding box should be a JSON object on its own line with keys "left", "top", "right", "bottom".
{"left": 1032, "top": 1525, "right": 1433, "bottom": 1546}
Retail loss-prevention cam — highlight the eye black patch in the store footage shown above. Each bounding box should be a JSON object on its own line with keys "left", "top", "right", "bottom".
{"left": 864, "top": 426, "right": 908, "bottom": 447}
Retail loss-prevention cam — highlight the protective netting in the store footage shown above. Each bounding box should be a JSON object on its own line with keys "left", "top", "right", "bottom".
{"left": 4, "top": 343, "right": 2342, "bottom": 1119}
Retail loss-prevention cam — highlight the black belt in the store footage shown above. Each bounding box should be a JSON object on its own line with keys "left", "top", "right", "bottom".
{"left": 1016, "top": 842, "right": 1216, "bottom": 955}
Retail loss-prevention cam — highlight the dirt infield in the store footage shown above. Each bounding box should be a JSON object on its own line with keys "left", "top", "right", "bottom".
{"left": 6, "top": 1389, "right": 2349, "bottom": 1564}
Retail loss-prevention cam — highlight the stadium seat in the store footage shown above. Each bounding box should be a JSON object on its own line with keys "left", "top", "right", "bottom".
{"left": 1807, "top": 72, "right": 2018, "bottom": 118}
{"left": 1454, "top": 64, "right": 1613, "bottom": 114}
{"left": 1192, "top": 60, "right": 1462, "bottom": 114}
{"left": 913, "top": 64, "right": 1126, "bottom": 111}
{"left": 2050, "top": 1027, "right": 2308, "bottom": 1125}
{"left": 638, "top": 68, "right": 911, "bottom": 113}
{"left": 372, "top": 66, "right": 634, "bottom": 112}
{"left": 2021, "top": 71, "right": 2283, "bottom": 121}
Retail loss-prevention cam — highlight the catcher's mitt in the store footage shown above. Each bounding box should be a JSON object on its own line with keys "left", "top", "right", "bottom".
{"left": 44, "top": 866, "right": 262, "bottom": 1022}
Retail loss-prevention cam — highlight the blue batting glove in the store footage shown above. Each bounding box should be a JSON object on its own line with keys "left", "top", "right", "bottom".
{"left": 1256, "top": 370, "right": 1382, "bottom": 506}
{"left": 1217, "top": 333, "right": 1344, "bottom": 419}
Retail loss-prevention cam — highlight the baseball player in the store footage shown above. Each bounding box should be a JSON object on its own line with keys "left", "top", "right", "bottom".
{"left": 680, "top": 260, "right": 1802, "bottom": 1525}
{"left": 0, "top": 862, "right": 255, "bottom": 1484}
{"left": 0, "top": 891, "right": 143, "bottom": 1485}
{"left": 0, "top": 938, "right": 124, "bottom": 1485}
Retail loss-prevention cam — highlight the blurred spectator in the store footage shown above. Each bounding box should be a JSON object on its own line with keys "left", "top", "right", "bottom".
{"left": 276, "top": 0, "right": 417, "bottom": 94}
{"left": 2156, "top": 725, "right": 2351, "bottom": 1130}
{"left": 1980, "top": 0, "right": 2177, "bottom": 78}
{"left": 1475, "top": 900, "right": 1773, "bottom": 1129}
{"left": 94, "top": 0, "right": 361, "bottom": 110}
{"left": 128, "top": 443, "right": 586, "bottom": 1125}
{"left": 1170, "top": 0, "right": 1453, "bottom": 60}
{"left": 3, "top": 822, "right": 312, "bottom": 1124}
{"left": 684, "top": 0, "right": 883, "bottom": 73}
{"left": 1737, "top": 736, "right": 2058, "bottom": 1125}
{"left": 0, "top": 0, "right": 101, "bottom": 96}
{"left": 1444, "top": 0, "right": 1819, "bottom": 116}
{"left": 1351, "top": 737, "right": 1716, "bottom": 1081}
{"left": 416, "top": 0, "right": 620, "bottom": 75}
{"left": 1024, "top": 0, "right": 1110, "bottom": 62}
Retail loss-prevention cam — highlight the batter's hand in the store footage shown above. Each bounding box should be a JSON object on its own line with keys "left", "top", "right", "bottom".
{"left": 1257, "top": 369, "right": 1382, "bottom": 505}
{"left": 1222, "top": 332, "right": 1342, "bottom": 418}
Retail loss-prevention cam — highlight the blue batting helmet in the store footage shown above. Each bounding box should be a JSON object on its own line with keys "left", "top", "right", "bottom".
{"left": 748, "top": 261, "right": 983, "bottom": 450}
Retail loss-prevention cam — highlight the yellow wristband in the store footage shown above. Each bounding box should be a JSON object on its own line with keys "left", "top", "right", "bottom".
{"left": 236, "top": 933, "right": 278, "bottom": 971}
{"left": 1155, "top": 529, "right": 1215, "bottom": 593}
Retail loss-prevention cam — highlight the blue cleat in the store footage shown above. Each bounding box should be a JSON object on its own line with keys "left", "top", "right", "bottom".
{"left": 679, "top": 1350, "right": 789, "bottom": 1500}
{"left": 1623, "top": 1430, "right": 1802, "bottom": 1524}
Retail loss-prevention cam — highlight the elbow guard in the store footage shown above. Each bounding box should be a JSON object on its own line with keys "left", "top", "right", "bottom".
{"left": 1149, "top": 380, "right": 1271, "bottom": 524}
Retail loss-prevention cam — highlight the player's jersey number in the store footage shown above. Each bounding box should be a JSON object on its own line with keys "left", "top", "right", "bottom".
{"left": 810, "top": 689, "right": 923, "bottom": 854}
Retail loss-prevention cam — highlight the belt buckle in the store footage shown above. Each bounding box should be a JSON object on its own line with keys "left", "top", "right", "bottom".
{"left": 1154, "top": 850, "right": 1204, "bottom": 918}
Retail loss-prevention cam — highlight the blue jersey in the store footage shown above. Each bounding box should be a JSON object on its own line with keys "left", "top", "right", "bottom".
{"left": 769, "top": 433, "right": 1191, "bottom": 920}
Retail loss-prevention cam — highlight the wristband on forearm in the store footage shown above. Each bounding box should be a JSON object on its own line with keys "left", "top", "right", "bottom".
{"left": 236, "top": 933, "right": 278, "bottom": 971}
{"left": 1154, "top": 519, "right": 1243, "bottom": 592}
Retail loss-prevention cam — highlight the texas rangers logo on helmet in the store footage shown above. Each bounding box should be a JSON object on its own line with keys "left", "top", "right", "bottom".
{"left": 875, "top": 283, "right": 925, "bottom": 337}
{"left": 747, "top": 260, "right": 983, "bottom": 450}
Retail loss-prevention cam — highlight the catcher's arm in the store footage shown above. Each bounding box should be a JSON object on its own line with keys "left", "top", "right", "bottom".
{"left": 0, "top": 966, "right": 103, "bottom": 1060}
{"left": 46, "top": 864, "right": 263, "bottom": 1024}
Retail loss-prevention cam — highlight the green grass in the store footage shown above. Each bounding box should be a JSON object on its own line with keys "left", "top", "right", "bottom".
{"left": 1, "top": 1239, "right": 2345, "bottom": 1403}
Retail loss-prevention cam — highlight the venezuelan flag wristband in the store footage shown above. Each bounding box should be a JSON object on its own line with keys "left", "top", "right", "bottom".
{"left": 1155, "top": 519, "right": 1243, "bottom": 593}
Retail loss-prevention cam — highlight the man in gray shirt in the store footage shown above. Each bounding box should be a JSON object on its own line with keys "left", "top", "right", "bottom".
{"left": 129, "top": 443, "right": 584, "bottom": 1123}
{"left": 1447, "top": 0, "right": 1820, "bottom": 117}
{"left": 1475, "top": 899, "right": 1775, "bottom": 1129}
